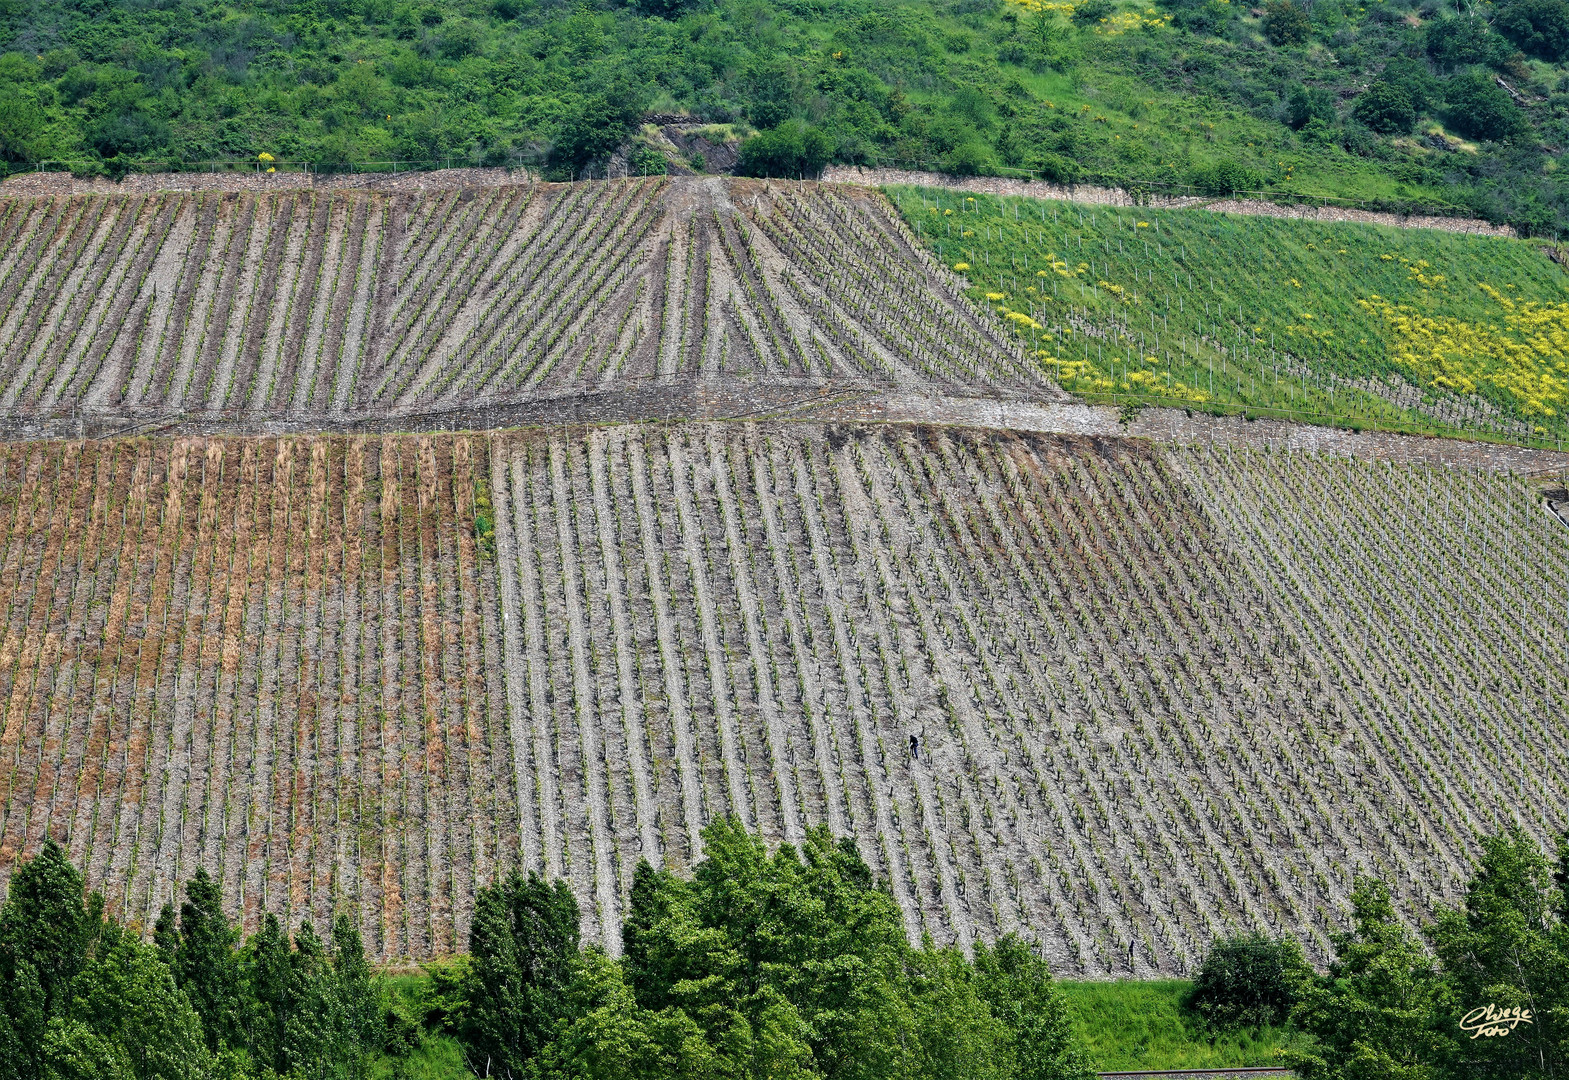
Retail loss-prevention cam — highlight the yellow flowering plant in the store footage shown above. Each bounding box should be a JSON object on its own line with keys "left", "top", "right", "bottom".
{"left": 890, "top": 182, "right": 1569, "bottom": 444}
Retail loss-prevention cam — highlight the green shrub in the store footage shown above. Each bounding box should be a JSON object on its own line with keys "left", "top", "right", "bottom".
{"left": 635, "top": 0, "right": 704, "bottom": 17}
{"left": 472, "top": 481, "right": 496, "bottom": 559}
{"left": 436, "top": 20, "right": 481, "bottom": 60}
{"left": 0, "top": 90, "right": 41, "bottom": 163}
{"left": 1034, "top": 151, "right": 1080, "bottom": 183}
{"left": 1167, "top": 0, "right": 1229, "bottom": 35}
{"left": 946, "top": 140, "right": 994, "bottom": 176}
{"left": 629, "top": 146, "right": 667, "bottom": 175}
{"left": 1187, "top": 933, "right": 1312, "bottom": 1029}
{"left": 1299, "top": 116, "right": 1338, "bottom": 144}
{"left": 87, "top": 111, "right": 168, "bottom": 159}
{"left": 1445, "top": 68, "right": 1527, "bottom": 140}
{"left": 1339, "top": 118, "right": 1381, "bottom": 156}
{"left": 1263, "top": 0, "right": 1311, "bottom": 46}
{"left": 1426, "top": 15, "right": 1508, "bottom": 70}
{"left": 1192, "top": 158, "right": 1264, "bottom": 194}
{"left": 1381, "top": 56, "right": 1441, "bottom": 112}
{"left": 735, "top": 119, "right": 831, "bottom": 178}
{"left": 1072, "top": 0, "right": 1113, "bottom": 25}
{"left": 550, "top": 86, "right": 646, "bottom": 170}
{"left": 1353, "top": 81, "right": 1416, "bottom": 133}
{"left": 1284, "top": 84, "right": 1336, "bottom": 130}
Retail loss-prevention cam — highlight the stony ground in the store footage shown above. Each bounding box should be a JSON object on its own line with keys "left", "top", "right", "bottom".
{"left": 0, "top": 177, "right": 1054, "bottom": 438}
{"left": 0, "top": 422, "right": 1561, "bottom": 972}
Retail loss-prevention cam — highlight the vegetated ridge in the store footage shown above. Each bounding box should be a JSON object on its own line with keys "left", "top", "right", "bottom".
{"left": 0, "top": 421, "right": 1562, "bottom": 975}
{"left": 6, "top": 0, "right": 1569, "bottom": 235}
{"left": 0, "top": 177, "right": 1054, "bottom": 436}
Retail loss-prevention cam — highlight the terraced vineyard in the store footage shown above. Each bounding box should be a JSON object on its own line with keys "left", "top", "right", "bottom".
{"left": 0, "top": 434, "right": 518, "bottom": 960}
{"left": 0, "top": 179, "right": 1050, "bottom": 431}
{"left": 0, "top": 422, "right": 1562, "bottom": 971}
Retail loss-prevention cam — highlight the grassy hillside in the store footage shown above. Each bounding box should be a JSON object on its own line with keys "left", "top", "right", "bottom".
{"left": 1058, "top": 979, "right": 1304, "bottom": 1070}
{"left": 0, "top": 178, "right": 1042, "bottom": 427}
{"left": 892, "top": 183, "right": 1569, "bottom": 448}
{"left": 4, "top": 0, "right": 1569, "bottom": 231}
{"left": 0, "top": 422, "right": 1563, "bottom": 974}
{"left": 365, "top": 974, "right": 1305, "bottom": 1076}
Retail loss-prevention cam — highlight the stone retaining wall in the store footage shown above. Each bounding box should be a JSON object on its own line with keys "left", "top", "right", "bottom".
{"left": 812, "top": 393, "right": 1569, "bottom": 474}
{"left": 2, "top": 165, "right": 1520, "bottom": 240}
{"left": 0, "top": 165, "right": 534, "bottom": 196}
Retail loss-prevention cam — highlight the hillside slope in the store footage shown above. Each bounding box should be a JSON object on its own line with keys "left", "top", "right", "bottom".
{"left": 0, "top": 422, "right": 1561, "bottom": 972}
{"left": 5, "top": 0, "right": 1569, "bottom": 233}
{"left": 892, "top": 184, "right": 1569, "bottom": 448}
{"left": 0, "top": 178, "right": 1051, "bottom": 435}
{"left": 0, "top": 434, "right": 518, "bottom": 960}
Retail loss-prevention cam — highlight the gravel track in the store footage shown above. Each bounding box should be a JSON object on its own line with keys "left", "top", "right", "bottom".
{"left": 823, "top": 165, "right": 1515, "bottom": 237}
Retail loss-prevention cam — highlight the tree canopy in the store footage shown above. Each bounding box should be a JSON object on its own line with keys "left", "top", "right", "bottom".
{"left": 4, "top": 822, "right": 1568, "bottom": 1079}
{"left": 1287, "top": 830, "right": 1569, "bottom": 1080}
{"left": 0, "top": 840, "right": 391, "bottom": 1080}
{"left": 453, "top": 819, "right": 1095, "bottom": 1080}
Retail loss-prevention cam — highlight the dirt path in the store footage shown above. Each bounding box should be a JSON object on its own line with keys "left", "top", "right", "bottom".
{"left": 823, "top": 166, "right": 1518, "bottom": 238}
{"left": 815, "top": 393, "right": 1569, "bottom": 475}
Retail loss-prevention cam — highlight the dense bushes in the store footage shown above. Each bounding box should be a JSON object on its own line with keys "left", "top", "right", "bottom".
{"left": 1425, "top": 15, "right": 1512, "bottom": 70}
{"left": 1494, "top": 0, "right": 1569, "bottom": 61}
{"left": 549, "top": 87, "right": 647, "bottom": 174}
{"left": 735, "top": 120, "right": 832, "bottom": 179}
{"left": 1165, "top": 0, "right": 1230, "bottom": 36}
{"left": 0, "top": 89, "right": 43, "bottom": 162}
{"left": 1186, "top": 933, "right": 1312, "bottom": 1029}
{"left": 1284, "top": 85, "right": 1336, "bottom": 130}
{"left": 1263, "top": 0, "right": 1312, "bottom": 46}
{"left": 1445, "top": 69, "right": 1527, "bottom": 141}
{"left": 1353, "top": 81, "right": 1417, "bottom": 134}
{"left": 3, "top": 0, "right": 1569, "bottom": 231}
{"left": 1192, "top": 158, "right": 1264, "bottom": 194}
{"left": 1071, "top": 0, "right": 1114, "bottom": 26}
